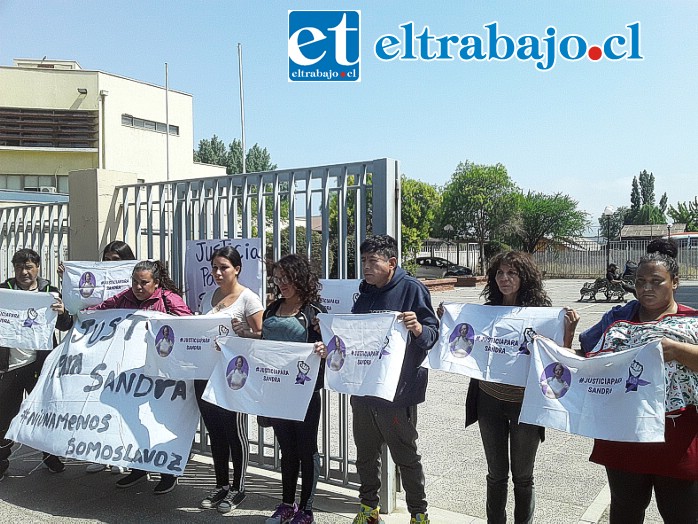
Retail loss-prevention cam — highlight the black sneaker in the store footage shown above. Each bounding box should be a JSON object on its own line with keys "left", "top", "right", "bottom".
{"left": 153, "top": 474, "right": 177, "bottom": 494}
{"left": 42, "top": 455, "right": 65, "bottom": 473}
{"left": 200, "top": 487, "right": 229, "bottom": 509}
{"left": 0, "top": 458, "right": 8, "bottom": 479}
{"left": 116, "top": 469, "right": 148, "bottom": 488}
{"left": 218, "top": 490, "right": 245, "bottom": 513}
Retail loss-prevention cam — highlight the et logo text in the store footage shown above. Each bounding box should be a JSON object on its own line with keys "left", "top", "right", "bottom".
{"left": 288, "top": 10, "right": 360, "bottom": 82}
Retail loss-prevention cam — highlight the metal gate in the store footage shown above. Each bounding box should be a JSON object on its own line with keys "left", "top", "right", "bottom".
{"left": 0, "top": 202, "right": 69, "bottom": 284}
{"left": 112, "top": 158, "right": 400, "bottom": 489}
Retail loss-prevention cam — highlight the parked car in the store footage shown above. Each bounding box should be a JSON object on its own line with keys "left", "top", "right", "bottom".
{"left": 409, "top": 257, "right": 472, "bottom": 279}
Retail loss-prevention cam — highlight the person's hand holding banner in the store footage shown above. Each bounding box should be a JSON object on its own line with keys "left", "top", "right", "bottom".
{"left": 144, "top": 313, "right": 236, "bottom": 380}
{"left": 0, "top": 288, "right": 58, "bottom": 350}
{"left": 202, "top": 336, "right": 320, "bottom": 421}
{"left": 7, "top": 309, "right": 200, "bottom": 474}
{"left": 519, "top": 336, "right": 666, "bottom": 442}
{"left": 62, "top": 260, "right": 138, "bottom": 313}
{"left": 318, "top": 312, "right": 408, "bottom": 400}
{"left": 425, "top": 303, "right": 565, "bottom": 387}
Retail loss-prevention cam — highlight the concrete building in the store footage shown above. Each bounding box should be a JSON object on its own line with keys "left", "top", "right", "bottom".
{"left": 0, "top": 58, "right": 224, "bottom": 198}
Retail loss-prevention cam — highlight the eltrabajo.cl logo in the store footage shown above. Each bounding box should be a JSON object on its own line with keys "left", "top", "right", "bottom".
{"left": 288, "top": 10, "right": 360, "bottom": 82}
{"left": 374, "top": 21, "right": 642, "bottom": 71}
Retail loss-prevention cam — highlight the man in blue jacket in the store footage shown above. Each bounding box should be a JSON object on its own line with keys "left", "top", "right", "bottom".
{"left": 350, "top": 235, "right": 439, "bottom": 524}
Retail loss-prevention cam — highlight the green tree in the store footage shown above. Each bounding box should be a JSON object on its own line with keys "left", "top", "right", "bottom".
{"left": 193, "top": 136, "right": 276, "bottom": 174}
{"left": 659, "top": 192, "right": 668, "bottom": 213}
{"left": 440, "top": 161, "right": 518, "bottom": 274}
{"left": 630, "top": 177, "right": 641, "bottom": 211}
{"left": 193, "top": 134, "right": 228, "bottom": 166}
{"left": 510, "top": 191, "right": 589, "bottom": 253}
{"left": 400, "top": 176, "right": 441, "bottom": 259}
{"left": 639, "top": 169, "right": 655, "bottom": 205}
{"left": 626, "top": 170, "right": 665, "bottom": 225}
{"left": 598, "top": 206, "right": 630, "bottom": 240}
{"left": 668, "top": 197, "right": 698, "bottom": 230}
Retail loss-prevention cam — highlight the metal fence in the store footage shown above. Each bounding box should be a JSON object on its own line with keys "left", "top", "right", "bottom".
{"left": 531, "top": 240, "right": 698, "bottom": 280}
{"left": 112, "top": 158, "right": 400, "bottom": 490}
{"left": 0, "top": 202, "right": 69, "bottom": 284}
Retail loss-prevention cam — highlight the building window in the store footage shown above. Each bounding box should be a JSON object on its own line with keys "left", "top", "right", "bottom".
{"left": 0, "top": 107, "right": 98, "bottom": 148}
{"left": 0, "top": 174, "right": 69, "bottom": 193}
{"left": 121, "top": 114, "right": 179, "bottom": 136}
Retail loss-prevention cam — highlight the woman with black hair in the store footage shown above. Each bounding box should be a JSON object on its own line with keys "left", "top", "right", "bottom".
{"left": 580, "top": 239, "right": 697, "bottom": 523}
{"left": 90, "top": 259, "right": 192, "bottom": 494}
{"left": 196, "top": 246, "right": 264, "bottom": 514}
{"left": 464, "top": 251, "right": 578, "bottom": 524}
{"left": 264, "top": 254, "right": 327, "bottom": 524}
{"left": 83, "top": 240, "right": 137, "bottom": 474}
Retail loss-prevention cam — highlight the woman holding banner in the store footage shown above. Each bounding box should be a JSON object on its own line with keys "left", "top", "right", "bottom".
{"left": 0, "top": 248, "right": 73, "bottom": 480}
{"left": 91, "top": 259, "right": 192, "bottom": 494}
{"left": 580, "top": 241, "right": 698, "bottom": 523}
{"left": 463, "top": 251, "right": 579, "bottom": 524}
{"left": 196, "top": 246, "right": 264, "bottom": 514}
{"left": 81, "top": 240, "right": 137, "bottom": 474}
{"left": 262, "top": 254, "right": 327, "bottom": 524}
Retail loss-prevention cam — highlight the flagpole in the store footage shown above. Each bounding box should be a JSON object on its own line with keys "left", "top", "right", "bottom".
{"left": 238, "top": 43, "right": 246, "bottom": 174}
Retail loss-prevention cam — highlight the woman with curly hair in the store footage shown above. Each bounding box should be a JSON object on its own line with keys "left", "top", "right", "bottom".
{"left": 465, "top": 251, "right": 578, "bottom": 524}
{"left": 263, "top": 254, "right": 327, "bottom": 524}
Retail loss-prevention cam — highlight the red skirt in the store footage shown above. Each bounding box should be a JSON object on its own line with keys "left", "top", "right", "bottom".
{"left": 590, "top": 406, "right": 698, "bottom": 480}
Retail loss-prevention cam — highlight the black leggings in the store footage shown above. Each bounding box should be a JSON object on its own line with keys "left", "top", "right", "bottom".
{"left": 606, "top": 467, "right": 698, "bottom": 524}
{"left": 272, "top": 390, "right": 322, "bottom": 511}
{"left": 194, "top": 380, "right": 249, "bottom": 491}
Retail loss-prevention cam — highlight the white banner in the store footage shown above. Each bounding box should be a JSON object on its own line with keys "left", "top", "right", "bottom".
{"left": 519, "top": 337, "right": 666, "bottom": 442}
{"left": 318, "top": 279, "right": 362, "bottom": 314}
{"left": 202, "top": 337, "right": 320, "bottom": 421}
{"left": 425, "top": 303, "right": 565, "bottom": 386}
{"left": 7, "top": 309, "right": 200, "bottom": 474}
{"left": 318, "top": 312, "right": 408, "bottom": 401}
{"left": 62, "top": 260, "right": 139, "bottom": 313}
{"left": 144, "top": 314, "right": 235, "bottom": 380}
{"left": 0, "top": 288, "right": 58, "bottom": 350}
{"left": 185, "top": 238, "right": 263, "bottom": 313}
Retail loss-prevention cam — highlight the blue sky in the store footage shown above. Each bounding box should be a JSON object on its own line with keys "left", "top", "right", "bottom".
{"left": 2, "top": 1, "right": 696, "bottom": 233}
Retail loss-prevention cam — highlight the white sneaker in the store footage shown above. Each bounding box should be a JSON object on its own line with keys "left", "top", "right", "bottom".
{"left": 85, "top": 463, "right": 107, "bottom": 473}
{"left": 111, "top": 465, "right": 130, "bottom": 474}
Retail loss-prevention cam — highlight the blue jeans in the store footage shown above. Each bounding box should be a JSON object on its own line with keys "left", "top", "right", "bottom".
{"left": 477, "top": 390, "right": 541, "bottom": 524}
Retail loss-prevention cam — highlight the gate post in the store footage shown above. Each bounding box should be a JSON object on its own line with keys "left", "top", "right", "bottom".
{"left": 369, "top": 158, "right": 400, "bottom": 513}
{"left": 68, "top": 168, "right": 138, "bottom": 260}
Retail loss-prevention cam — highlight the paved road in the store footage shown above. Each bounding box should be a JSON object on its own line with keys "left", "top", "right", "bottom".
{"left": 1, "top": 279, "right": 694, "bottom": 523}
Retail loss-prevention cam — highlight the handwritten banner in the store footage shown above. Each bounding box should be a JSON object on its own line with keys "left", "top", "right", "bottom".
{"left": 7, "top": 309, "right": 200, "bottom": 474}
{"left": 62, "top": 260, "right": 139, "bottom": 313}
{"left": 425, "top": 303, "right": 565, "bottom": 386}
{"left": 0, "top": 288, "right": 58, "bottom": 350}
{"left": 318, "top": 312, "right": 408, "bottom": 401}
{"left": 519, "top": 337, "right": 666, "bottom": 442}
{"left": 202, "top": 337, "right": 320, "bottom": 421}
{"left": 318, "top": 279, "right": 362, "bottom": 314}
{"left": 144, "top": 314, "right": 235, "bottom": 380}
{"left": 185, "top": 238, "right": 263, "bottom": 313}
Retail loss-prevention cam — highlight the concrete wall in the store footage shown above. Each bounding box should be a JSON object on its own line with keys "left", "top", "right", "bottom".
{"left": 97, "top": 72, "right": 194, "bottom": 181}
{"left": 0, "top": 64, "right": 196, "bottom": 193}
{"left": 68, "top": 168, "right": 138, "bottom": 261}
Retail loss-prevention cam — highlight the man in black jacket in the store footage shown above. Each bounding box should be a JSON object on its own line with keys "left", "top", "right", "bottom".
{"left": 0, "top": 248, "right": 73, "bottom": 479}
{"left": 350, "top": 235, "right": 439, "bottom": 524}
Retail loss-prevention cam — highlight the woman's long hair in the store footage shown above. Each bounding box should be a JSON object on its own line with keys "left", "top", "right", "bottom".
{"left": 482, "top": 251, "right": 551, "bottom": 307}
{"left": 133, "top": 260, "right": 183, "bottom": 296}
{"left": 102, "top": 240, "right": 135, "bottom": 261}
{"left": 272, "top": 254, "right": 320, "bottom": 305}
